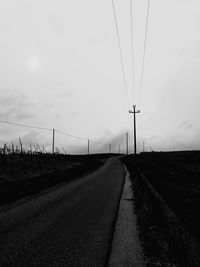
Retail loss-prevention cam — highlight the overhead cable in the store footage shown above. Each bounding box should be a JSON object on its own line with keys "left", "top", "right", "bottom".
{"left": 0, "top": 120, "right": 52, "bottom": 131}
{"left": 56, "top": 129, "right": 88, "bottom": 141}
{"left": 130, "top": 0, "right": 135, "bottom": 103}
{"left": 0, "top": 120, "right": 120, "bottom": 149}
{"left": 111, "top": 0, "right": 130, "bottom": 108}
{"left": 139, "top": 0, "right": 150, "bottom": 108}
{"left": 57, "top": 129, "right": 117, "bottom": 147}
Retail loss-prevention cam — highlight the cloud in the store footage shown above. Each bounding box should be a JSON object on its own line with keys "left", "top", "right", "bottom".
{"left": 104, "top": 130, "right": 112, "bottom": 135}
{"left": 45, "top": 103, "right": 55, "bottom": 109}
{"left": 178, "top": 43, "right": 200, "bottom": 60}
{"left": 150, "top": 135, "right": 158, "bottom": 140}
{"left": 0, "top": 89, "right": 34, "bottom": 121}
{"left": 48, "top": 16, "right": 69, "bottom": 34}
{"left": 95, "top": 130, "right": 131, "bottom": 153}
{"left": 179, "top": 121, "right": 193, "bottom": 129}
{"left": 58, "top": 91, "right": 75, "bottom": 98}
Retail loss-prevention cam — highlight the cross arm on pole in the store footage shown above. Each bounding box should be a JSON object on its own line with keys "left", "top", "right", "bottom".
{"left": 128, "top": 105, "right": 140, "bottom": 155}
{"left": 128, "top": 107, "right": 141, "bottom": 114}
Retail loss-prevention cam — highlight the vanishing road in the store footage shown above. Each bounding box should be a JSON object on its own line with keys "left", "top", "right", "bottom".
{"left": 0, "top": 157, "right": 125, "bottom": 266}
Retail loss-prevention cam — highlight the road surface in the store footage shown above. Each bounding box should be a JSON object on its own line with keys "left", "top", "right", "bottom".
{"left": 0, "top": 157, "right": 125, "bottom": 266}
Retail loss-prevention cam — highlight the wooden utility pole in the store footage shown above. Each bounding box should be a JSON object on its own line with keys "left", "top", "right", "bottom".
{"left": 52, "top": 128, "right": 55, "bottom": 155}
{"left": 88, "top": 139, "right": 90, "bottom": 155}
{"left": 126, "top": 132, "right": 129, "bottom": 155}
{"left": 109, "top": 144, "right": 111, "bottom": 153}
{"left": 143, "top": 141, "right": 145, "bottom": 152}
{"left": 129, "top": 105, "right": 140, "bottom": 155}
{"left": 119, "top": 144, "right": 120, "bottom": 154}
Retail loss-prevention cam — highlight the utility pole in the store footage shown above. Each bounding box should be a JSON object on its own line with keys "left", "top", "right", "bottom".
{"left": 143, "top": 141, "right": 145, "bottom": 152}
{"left": 109, "top": 144, "right": 111, "bottom": 153}
{"left": 126, "top": 132, "right": 129, "bottom": 155}
{"left": 129, "top": 105, "right": 140, "bottom": 155}
{"left": 88, "top": 139, "right": 90, "bottom": 155}
{"left": 52, "top": 128, "right": 55, "bottom": 155}
{"left": 119, "top": 144, "right": 120, "bottom": 154}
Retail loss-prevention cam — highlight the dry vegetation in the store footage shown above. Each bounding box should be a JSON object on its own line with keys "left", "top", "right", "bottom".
{"left": 0, "top": 151, "right": 115, "bottom": 207}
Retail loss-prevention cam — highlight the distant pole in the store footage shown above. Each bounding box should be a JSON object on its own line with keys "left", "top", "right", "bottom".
{"left": 119, "top": 144, "right": 120, "bottom": 154}
{"left": 52, "top": 128, "right": 55, "bottom": 155}
{"left": 88, "top": 139, "right": 90, "bottom": 155}
{"left": 109, "top": 144, "right": 111, "bottom": 153}
{"left": 129, "top": 105, "right": 140, "bottom": 155}
{"left": 126, "top": 132, "right": 129, "bottom": 155}
{"left": 143, "top": 142, "right": 145, "bottom": 152}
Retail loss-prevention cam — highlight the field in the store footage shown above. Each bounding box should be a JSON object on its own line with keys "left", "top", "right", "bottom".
{"left": 0, "top": 153, "right": 117, "bottom": 208}
{"left": 138, "top": 151, "right": 200, "bottom": 243}
{"left": 123, "top": 151, "right": 200, "bottom": 265}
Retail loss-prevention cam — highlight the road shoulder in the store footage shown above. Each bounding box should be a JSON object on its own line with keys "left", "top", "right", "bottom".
{"left": 108, "top": 165, "right": 145, "bottom": 266}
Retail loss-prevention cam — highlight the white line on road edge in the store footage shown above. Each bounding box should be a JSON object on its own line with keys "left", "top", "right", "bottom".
{"left": 108, "top": 165, "right": 145, "bottom": 267}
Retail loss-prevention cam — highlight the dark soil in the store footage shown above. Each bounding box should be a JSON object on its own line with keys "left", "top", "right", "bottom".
{"left": 137, "top": 151, "right": 200, "bottom": 243}
{"left": 122, "top": 152, "right": 200, "bottom": 266}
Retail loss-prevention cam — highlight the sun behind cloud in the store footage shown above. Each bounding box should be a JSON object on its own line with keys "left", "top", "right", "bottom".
{"left": 28, "top": 58, "right": 41, "bottom": 71}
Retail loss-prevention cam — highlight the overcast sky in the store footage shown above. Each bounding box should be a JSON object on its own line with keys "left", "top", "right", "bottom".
{"left": 0, "top": 0, "right": 200, "bottom": 154}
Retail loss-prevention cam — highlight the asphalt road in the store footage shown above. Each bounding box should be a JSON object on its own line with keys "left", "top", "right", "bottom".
{"left": 0, "top": 157, "right": 125, "bottom": 266}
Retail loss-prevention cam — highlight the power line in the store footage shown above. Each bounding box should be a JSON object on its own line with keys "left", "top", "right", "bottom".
{"left": 56, "top": 130, "right": 88, "bottom": 141}
{"left": 89, "top": 140, "right": 106, "bottom": 146}
{"left": 139, "top": 0, "right": 150, "bottom": 109}
{"left": 0, "top": 120, "right": 120, "bottom": 151}
{"left": 130, "top": 0, "right": 135, "bottom": 103}
{"left": 57, "top": 130, "right": 105, "bottom": 145}
{"left": 0, "top": 120, "right": 52, "bottom": 131}
{"left": 111, "top": 0, "right": 130, "bottom": 108}
{"left": 57, "top": 129, "right": 117, "bottom": 147}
